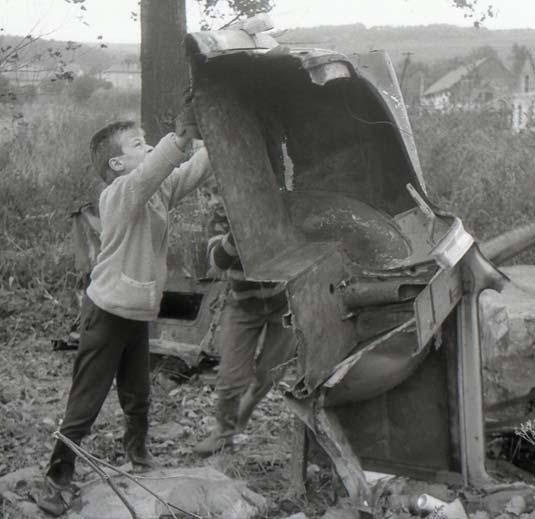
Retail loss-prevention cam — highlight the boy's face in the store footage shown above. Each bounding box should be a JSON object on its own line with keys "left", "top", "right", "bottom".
{"left": 109, "top": 127, "right": 153, "bottom": 177}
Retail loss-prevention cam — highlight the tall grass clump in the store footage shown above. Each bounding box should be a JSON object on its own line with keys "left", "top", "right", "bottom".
{"left": 411, "top": 109, "right": 535, "bottom": 260}
{"left": 0, "top": 88, "right": 140, "bottom": 291}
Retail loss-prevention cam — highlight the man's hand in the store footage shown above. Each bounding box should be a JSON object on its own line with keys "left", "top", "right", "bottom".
{"left": 175, "top": 89, "right": 202, "bottom": 141}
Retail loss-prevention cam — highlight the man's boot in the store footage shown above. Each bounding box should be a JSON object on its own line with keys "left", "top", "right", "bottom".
{"left": 236, "top": 378, "right": 274, "bottom": 431}
{"left": 38, "top": 442, "right": 79, "bottom": 516}
{"left": 194, "top": 389, "right": 240, "bottom": 457}
{"left": 236, "top": 385, "right": 258, "bottom": 432}
{"left": 123, "top": 414, "right": 154, "bottom": 470}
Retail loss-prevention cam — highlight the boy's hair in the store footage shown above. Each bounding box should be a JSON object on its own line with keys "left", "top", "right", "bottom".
{"left": 90, "top": 120, "right": 137, "bottom": 181}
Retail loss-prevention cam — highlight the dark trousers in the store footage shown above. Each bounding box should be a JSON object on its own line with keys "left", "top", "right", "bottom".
{"left": 47, "top": 295, "right": 150, "bottom": 483}
{"left": 216, "top": 299, "right": 295, "bottom": 398}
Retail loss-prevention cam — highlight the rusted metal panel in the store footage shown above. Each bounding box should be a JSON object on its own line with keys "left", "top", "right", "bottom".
{"left": 353, "top": 51, "right": 426, "bottom": 194}
{"left": 187, "top": 33, "right": 510, "bottom": 493}
{"left": 284, "top": 190, "right": 412, "bottom": 269}
{"left": 340, "top": 279, "right": 426, "bottom": 308}
{"left": 322, "top": 319, "right": 423, "bottom": 405}
{"left": 286, "top": 246, "right": 357, "bottom": 395}
{"left": 330, "top": 344, "right": 457, "bottom": 479}
{"left": 150, "top": 280, "right": 227, "bottom": 357}
{"left": 186, "top": 29, "right": 278, "bottom": 59}
{"left": 194, "top": 76, "right": 306, "bottom": 279}
{"left": 414, "top": 264, "right": 463, "bottom": 352}
{"left": 394, "top": 207, "right": 452, "bottom": 266}
{"left": 190, "top": 44, "right": 430, "bottom": 218}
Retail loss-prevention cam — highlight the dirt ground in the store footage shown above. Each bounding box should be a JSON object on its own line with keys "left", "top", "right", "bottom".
{"left": 4, "top": 288, "right": 535, "bottom": 519}
{"left": 0, "top": 288, "right": 341, "bottom": 518}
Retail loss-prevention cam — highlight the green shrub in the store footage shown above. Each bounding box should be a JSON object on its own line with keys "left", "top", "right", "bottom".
{"left": 411, "top": 109, "right": 535, "bottom": 252}
{"left": 67, "top": 74, "right": 113, "bottom": 103}
{"left": 0, "top": 90, "right": 140, "bottom": 291}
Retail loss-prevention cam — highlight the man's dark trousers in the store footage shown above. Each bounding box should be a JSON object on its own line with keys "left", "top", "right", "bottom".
{"left": 47, "top": 295, "right": 150, "bottom": 484}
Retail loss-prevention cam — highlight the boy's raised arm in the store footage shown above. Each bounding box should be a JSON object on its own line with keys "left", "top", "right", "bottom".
{"left": 109, "top": 133, "right": 190, "bottom": 212}
{"left": 167, "top": 146, "right": 213, "bottom": 208}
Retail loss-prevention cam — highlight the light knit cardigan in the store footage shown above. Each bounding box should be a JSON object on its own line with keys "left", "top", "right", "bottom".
{"left": 88, "top": 134, "right": 211, "bottom": 321}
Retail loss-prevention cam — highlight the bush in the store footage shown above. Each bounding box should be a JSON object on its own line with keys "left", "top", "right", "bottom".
{"left": 410, "top": 109, "right": 535, "bottom": 252}
{"left": 39, "top": 77, "right": 67, "bottom": 97}
{"left": 67, "top": 74, "right": 113, "bottom": 103}
{"left": 0, "top": 90, "right": 140, "bottom": 291}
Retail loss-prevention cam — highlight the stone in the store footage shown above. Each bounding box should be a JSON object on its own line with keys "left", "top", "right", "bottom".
{"left": 156, "top": 467, "right": 268, "bottom": 519}
{"left": 469, "top": 511, "right": 490, "bottom": 519}
{"left": 321, "top": 507, "right": 359, "bottom": 519}
{"left": 479, "top": 265, "right": 535, "bottom": 408}
{"left": 0, "top": 465, "right": 266, "bottom": 519}
{"left": 321, "top": 498, "right": 360, "bottom": 519}
{"left": 9, "top": 466, "right": 267, "bottom": 519}
{"left": 482, "top": 489, "right": 535, "bottom": 517}
{"left": 150, "top": 422, "right": 183, "bottom": 442}
{"left": 0, "top": 465, "right": 41, "bottom": 495}
{"left": 506, "top": 495, "right": 528, "bottom": 516}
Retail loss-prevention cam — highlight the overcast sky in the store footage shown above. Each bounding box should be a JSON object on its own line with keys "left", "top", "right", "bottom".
{"left": 1, "top": 0, "right": 534, "bottom": 44}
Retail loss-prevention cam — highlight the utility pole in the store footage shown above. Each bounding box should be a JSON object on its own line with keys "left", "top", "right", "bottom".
{"left": 399, "top": 51, "right": 413, "bottom": 100}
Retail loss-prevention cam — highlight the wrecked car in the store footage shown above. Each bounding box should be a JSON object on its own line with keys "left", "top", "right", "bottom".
{"left": 183, "top": 25, "right": 535, "bottom": 501}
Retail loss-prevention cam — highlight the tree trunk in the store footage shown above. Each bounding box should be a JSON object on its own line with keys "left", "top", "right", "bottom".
{"left": 140, "top": 0, "right": 188, "bottom": 144}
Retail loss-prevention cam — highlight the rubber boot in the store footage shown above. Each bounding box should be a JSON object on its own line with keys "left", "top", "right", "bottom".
{"left": 236, "top": 379, "right": 273, "bottom": 431}
{"left": 194, "top": 389, "right": 240, "bottom": 457}
{"left": 38, "top": 442, "right": 79, "bottom": 516}
{"left": 123, "top": 415, "right": 154, "bottom": 470}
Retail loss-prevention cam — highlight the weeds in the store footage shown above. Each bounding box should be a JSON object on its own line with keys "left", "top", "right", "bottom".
{"left": 0, "top": 89, "right": 141, "bottom": 343}
{"left": 515, "top": 419, "right": 535, "bottom": 446}
{"left": 0, "top": 88, "right": 140, "bottom": 290}
{"left": 411, "top": 108, "right": 535, "bottom": 259}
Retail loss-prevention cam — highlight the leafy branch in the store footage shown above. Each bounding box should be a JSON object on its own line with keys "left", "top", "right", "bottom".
{"left": 450, "top": 0, "right": 496, "bottom": 27}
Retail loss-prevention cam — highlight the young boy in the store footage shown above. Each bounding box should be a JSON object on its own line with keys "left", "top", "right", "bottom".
{"left": 194, "top": 228, "right": 295, "bottom": 456}
{"left": 38, "top": 119, "right": 212, "bottom": 516}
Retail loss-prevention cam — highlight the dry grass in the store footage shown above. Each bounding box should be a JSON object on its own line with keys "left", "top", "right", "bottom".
{"left": 412, "top": 108, "right": 535, "bottom": 254}
{"left": 0, "top": 89, "right": 140, "bottom": 290}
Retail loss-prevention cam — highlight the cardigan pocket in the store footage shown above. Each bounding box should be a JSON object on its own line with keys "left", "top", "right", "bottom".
{"left": 110, "top": 273, "right": 157, "bottom": 313}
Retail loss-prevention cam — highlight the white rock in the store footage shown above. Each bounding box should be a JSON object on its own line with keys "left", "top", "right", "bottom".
{"left": 157, "top": 467, "right": 267, "bottom": 519}
{"left": 60, "top": 466, "right": 267, "bottom": 519}
{"left": 505, "top": 495, "right": 527, "bottom": 516}
{"left": 480, "top": 265, "right": 535, "bottom": 407}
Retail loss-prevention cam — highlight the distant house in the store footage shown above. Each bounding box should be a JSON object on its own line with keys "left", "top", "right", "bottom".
{"left": 510, "top": 53, "right": 535, "bottom": 131}
{"left": 422, "top": 56, "right": 513, "bottom": 112}
{"left": 101, "top": 61, "right": 141, "bottom": 90}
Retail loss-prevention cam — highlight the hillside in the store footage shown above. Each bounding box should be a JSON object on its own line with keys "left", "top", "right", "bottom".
{"left": 0, "top": 34, "right": 139, "bottom": 73}
{"left": 275, "top": 24, "right": 535, "bottom": 66}
{"left": 2, "top": 24, "right": 534, "bottom": 77}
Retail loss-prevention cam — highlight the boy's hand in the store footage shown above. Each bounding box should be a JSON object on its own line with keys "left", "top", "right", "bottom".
{"left": 175, "top": 89, "right": 202, "bottom": 140}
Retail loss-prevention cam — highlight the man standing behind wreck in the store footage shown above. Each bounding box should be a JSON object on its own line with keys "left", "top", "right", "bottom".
{"left": 38, "top": 111, "right": 212, "bottom": 516}
{"left": 194, "top": 225, "right": 296, "bottom": 456}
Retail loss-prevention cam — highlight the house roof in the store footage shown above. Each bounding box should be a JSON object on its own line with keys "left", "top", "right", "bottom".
{"left": 423, "top": 57, "right": 489, "bottom": 97}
